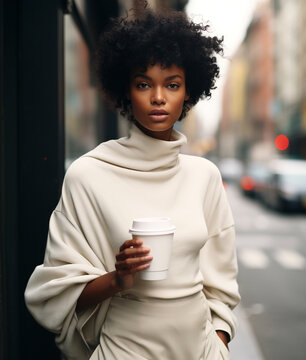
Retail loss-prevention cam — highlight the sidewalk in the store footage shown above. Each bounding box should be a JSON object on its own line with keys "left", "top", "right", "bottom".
{"left": 229, "top": 304, "right": 265, "bottom": 360}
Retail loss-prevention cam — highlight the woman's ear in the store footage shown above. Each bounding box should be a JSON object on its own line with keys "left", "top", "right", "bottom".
{"left": 184, "top": 92, "right": 190, "bottom": 101}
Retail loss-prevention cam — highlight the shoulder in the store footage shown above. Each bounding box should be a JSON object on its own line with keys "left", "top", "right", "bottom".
{"left": 63, "top": 144, "right": 109, "bottom": 191}
{"left": 179, "top": 154, "right": 221, "bottom": 180}
{"left": 64, "top": 156, "right": 96, "bottom": 185}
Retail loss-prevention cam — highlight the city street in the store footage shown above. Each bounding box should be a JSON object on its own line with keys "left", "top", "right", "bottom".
{"left": 227, "top": 184, "right": 306, "bottom": 360}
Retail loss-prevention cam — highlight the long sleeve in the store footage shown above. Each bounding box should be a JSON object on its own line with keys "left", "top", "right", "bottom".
{"left": 201, "top": 166, "right": 240, "bottom": 340}
{"left": 24, "top": 166, "right": 114, "bottom": 360}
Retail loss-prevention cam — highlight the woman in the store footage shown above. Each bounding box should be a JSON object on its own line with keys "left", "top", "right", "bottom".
{"left": 25, "top": 6, "right": 240, "bottom": 360}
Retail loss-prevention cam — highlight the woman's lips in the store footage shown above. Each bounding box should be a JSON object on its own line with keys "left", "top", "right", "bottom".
{"left": 148, "top": 114, "right": 169, "bottom": 121}
{"left": 148, "top": 110, "right": 169, "bottom": 121}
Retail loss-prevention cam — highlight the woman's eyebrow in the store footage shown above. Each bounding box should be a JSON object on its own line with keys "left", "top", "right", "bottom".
{"left": 133, "top": 74, "right": 151, "bottom": 80}
{"left": 165, "top": 74, "right": 183, "bottom": 81}
{"left": 133, "top": 74, "right": 183, "bottom": 80}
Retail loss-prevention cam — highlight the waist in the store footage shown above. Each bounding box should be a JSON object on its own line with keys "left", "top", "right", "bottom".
{"left": 113, "top": 291, "right": 210, "bottom": 317}
{"left": 118, "top": 274, "right": 204, "bottom": 301}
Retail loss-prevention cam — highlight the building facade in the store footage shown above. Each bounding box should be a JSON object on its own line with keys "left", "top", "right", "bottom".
{"left": 273, "top": 0, "right": 306, "bottom": 158}
{"left": 219, "top": 0, "right": 275, "bottom": 163}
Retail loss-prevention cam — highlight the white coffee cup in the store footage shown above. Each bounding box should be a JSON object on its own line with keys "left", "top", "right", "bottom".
{"left": 129, "top": 217, "right": 176, "bottom": 280}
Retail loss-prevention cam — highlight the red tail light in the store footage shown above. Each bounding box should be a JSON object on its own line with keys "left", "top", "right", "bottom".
{"left": 240, "top": 176, "right": 255, "bottom": 191}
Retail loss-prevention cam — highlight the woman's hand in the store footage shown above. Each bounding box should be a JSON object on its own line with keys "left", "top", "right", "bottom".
{"left": 115, "top": 239, "right": 153, "bottom": 290}
{"left": 76, "top": 239, "right": 151, "bottom": 311}
{"left": 216, "top": 330, "right": 229, "bottom": 349}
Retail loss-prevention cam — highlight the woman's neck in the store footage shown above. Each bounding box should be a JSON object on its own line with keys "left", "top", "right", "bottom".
{"left": 134, "top": 121, "right": 174, "bottom": 141}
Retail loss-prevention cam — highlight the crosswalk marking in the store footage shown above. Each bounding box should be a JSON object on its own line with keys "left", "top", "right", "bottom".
{"left": 238, "top": 248, "right": 269, "bottom": 269}
{"left": 238, "top": 247, "right": 306, "bottom": 270}
{"left": 273, "top": 249, "right": 305, "bottom": 269}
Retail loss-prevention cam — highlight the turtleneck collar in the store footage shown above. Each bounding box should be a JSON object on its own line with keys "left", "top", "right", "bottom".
{"left": 84, "top": 123, "right": 187, "bottom": 172}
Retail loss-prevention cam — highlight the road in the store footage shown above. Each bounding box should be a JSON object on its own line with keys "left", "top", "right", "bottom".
{"left": 226, "top": 184, "right": 306, "bottom": 360}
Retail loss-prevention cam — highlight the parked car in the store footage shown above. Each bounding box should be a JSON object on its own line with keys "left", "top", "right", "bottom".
{"left": 240, "top": 162, "right": 269, "bottom": 198}
{"left": 261, "top": 159, "right": 306, "bottom": 212}
{"left": 218, "top": 158, "right": 243, "bottom": 184}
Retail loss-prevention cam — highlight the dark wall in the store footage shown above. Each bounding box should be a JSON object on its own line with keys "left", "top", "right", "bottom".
{"left": 1, "top": 0, "right": 65, "bottom": 358}
{"left": 18, "top": 1, "right": 65, "bottom": 358}
{"left": 1, "top": 0, "right": 20, "bottom": 358}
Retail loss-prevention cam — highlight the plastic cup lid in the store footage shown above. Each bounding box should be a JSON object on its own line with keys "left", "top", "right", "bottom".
{"left": 129, "top": 217, "right": 176, "bottom": 235}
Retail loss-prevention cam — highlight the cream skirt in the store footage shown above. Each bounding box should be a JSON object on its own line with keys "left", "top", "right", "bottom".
{"left": 90, "top": 292, "right": 230, "bottom": 360}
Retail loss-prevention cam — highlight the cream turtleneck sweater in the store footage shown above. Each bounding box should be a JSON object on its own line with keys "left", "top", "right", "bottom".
{"left": 25, "top": 124, "right": 240, "bottom": 360}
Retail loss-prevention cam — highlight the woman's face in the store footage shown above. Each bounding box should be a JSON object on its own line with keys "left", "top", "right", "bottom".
{"left": 129, "top": 63, "right": 189, "bottom": 141}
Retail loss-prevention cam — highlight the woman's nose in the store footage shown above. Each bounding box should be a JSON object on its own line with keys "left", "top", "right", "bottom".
{"left": 151, "top": 87, "right": 166, "bottom": 105}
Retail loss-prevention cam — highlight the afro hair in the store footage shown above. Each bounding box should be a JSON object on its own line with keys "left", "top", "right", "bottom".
{"left": 95, "top": 5, "right": 223, "bottom": 120}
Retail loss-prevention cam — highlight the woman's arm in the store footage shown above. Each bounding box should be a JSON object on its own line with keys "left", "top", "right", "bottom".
{"left": 200, "top": 225, "right": 240, "bottom": 340}
{"left": 76, "top": 239, "right": 152, "bottom": 311}
{"left": 201, "top": 165, "right": 240, "bottom": 341}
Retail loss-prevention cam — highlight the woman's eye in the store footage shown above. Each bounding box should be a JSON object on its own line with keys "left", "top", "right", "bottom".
{"left": 136, "top": 82, "right": 149, "bottom": 89}
{"left": 167, "top": 83, "right": 180, "bottom": 89}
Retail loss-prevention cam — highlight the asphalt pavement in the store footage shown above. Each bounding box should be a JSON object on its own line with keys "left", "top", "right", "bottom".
{"left": 230, "top": 304, "right": 265, "bottom": 360}
{"left": 226, "top": 183, "right": 306, "bottom": 360}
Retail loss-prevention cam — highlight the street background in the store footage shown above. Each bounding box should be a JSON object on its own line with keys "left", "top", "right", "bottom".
{"left": 182, "top": 1, "right": 306, "bottom": 359}
{"left": 228, "top": 184, "right": 306, "bottom": 360}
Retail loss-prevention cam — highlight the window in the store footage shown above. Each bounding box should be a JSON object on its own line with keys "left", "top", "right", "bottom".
{"left": 64, "top": 15, "right": 102, "bottom": 169}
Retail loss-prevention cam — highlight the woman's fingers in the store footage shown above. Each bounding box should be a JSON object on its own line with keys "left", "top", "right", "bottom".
{"left": 119, "top": 239, "right": 143, "bottom": 252}
{"left": 116, "top": 262, "right": 151, "bottom": 276}
{"left": 128, "top": 262, "right": 151, "bottom": 274}
{"left": 115, "top": 239, "right": 152, "bottom": 279}
{"left": 116, "top": 245, "right": 151, "bottom": 261}
{"left": 116, "top": 255, "right": 153, "bottom": 270}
